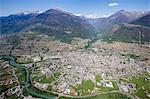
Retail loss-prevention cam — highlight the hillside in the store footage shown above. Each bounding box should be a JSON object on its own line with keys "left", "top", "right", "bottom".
{"left": 87, "top": 10, "right": 150, "bottom": 43}
{"left": 91, "top": 10, "right": 144, "bottom": 33}
{"left": 1, "top": 9, "right": 150, "bottom": 43}
{"left": 1, "top": 9, "right": 95, "bottom": 42}
{"left": 131, "top": 13, "right": 150, "bottom": 27}
{"left": 104, "top": 24, "right": 150, "bottom": 43}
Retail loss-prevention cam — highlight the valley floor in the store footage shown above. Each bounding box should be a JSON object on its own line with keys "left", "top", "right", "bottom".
{"left": 0, "top": 34, "right": 150, "bottom": 99}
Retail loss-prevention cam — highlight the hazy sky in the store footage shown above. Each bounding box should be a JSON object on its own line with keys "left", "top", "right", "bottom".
{"left": 0, "top": 0, "right": 150, "bottom": 16}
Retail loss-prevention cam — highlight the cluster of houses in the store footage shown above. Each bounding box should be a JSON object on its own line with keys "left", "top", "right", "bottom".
{"left": 6, "top": 86, "right": 21, "bottom": 96}
{"left": 120, "top": 81, "right": 136, "bottom": 93}
{"left": 28, "top": 48, "right": 148, "bottom": 96}
{"left": 34, "top": 82, "right": 49, "bottom": 90}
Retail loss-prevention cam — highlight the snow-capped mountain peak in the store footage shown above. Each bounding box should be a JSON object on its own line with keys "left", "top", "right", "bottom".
{"left": 74, "top": 13, "right": 110, "bottom": 19}
{"left": 15, "top": 10, "right": 43, "bottom": 15}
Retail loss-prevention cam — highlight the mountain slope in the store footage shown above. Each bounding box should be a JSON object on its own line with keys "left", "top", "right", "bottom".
{"left": 1, "top": 9, "right": 95, "bottom": 42}
{"left": 94, "top": 10, "right": 145, "bottom": 33}
{"left": 1, "top": 13, "right": 37, "bottom": 34}
{"left": 104, "top": 24, "right": 150, "bottom": 43}
{"left": 105, "top": 10, "right": 143, "bottom": 24}
{"left": 131, "top": 13, "right": 150, "bottom": 27}
{"left": 104, "top": 12, "right": 150, "bottom": 43}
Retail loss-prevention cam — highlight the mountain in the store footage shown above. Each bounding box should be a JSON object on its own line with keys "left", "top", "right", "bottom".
{"left": 98, "top": 11, "right": 150, "bottom": 43}
{"left": 1, "top": 9, "right": 149, "bottom": 43}
{"left": 104, "top": 10, "right": 143, "bottom": 24}
{"left": 104, "top": 23, "right": 150, "bottom": 43}
{"left": 0, "top": 9, "right": 95, "bottom": 42}
{"left": 1, "top": 13, "right": 37, "bottom": 34}
{"left": 92, "top": 10, "right": 145, "bottom": 33}
{"left": 131, "top": 13, "right": 150, "bottom": 27}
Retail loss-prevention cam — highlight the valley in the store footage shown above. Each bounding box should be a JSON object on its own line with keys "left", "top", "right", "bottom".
{"left": 0, "top": 6, "right": 150, "bottom": 99}
{"left": 0, "top": 33, "right": 149, "bottom": 99}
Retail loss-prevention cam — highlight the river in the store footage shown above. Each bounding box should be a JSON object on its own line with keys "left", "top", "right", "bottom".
{"left": 0, "top": 55, "right": 57, "bottom": 99}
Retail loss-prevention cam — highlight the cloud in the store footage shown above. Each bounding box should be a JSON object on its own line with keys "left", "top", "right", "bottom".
{"left": 108, "top": 3, "right": 119, "bottom": 7}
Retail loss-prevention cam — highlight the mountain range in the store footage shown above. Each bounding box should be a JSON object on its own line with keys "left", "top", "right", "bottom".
{"left": 90, "top": 10, "right": 150, "bottom": 43}
{"left": 1, "top": 9, "right": 94, "bottom": 42}
{"left": 0, "top": 9, "right": 150, "bottom": 43}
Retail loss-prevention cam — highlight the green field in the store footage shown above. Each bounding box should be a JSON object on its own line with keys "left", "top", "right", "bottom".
{"left": 95, "top": 75, "right": 102, "bottom": 82}
{"left": 76, "top": 80, "right": 94, "bottom": 95}
{"left": 82, "top": 80, "right": 94, "bottom": 91}
{"left": 40, "top": 75, "right": 55, "bottom": 83}
{"left": 15, "top": 67, "right": 26, "bottom": 85}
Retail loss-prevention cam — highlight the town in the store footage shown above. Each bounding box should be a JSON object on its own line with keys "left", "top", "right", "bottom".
{"left": 0, "top": 38, "right": 150, "bottom": 98}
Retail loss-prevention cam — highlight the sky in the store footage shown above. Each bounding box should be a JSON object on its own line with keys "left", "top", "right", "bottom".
{"left": 0, "top": 0, "right": 150, "bottom": 17}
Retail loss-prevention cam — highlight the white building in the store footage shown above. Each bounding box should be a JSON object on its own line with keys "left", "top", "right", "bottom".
{"left": 121, "top": 85, "right": 128, "bottom": 92}
{"left": 105, "top": 82, "right": 113, "bottom": 88}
